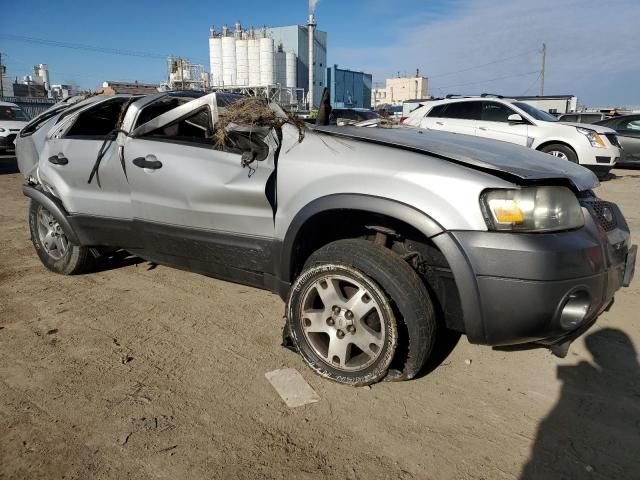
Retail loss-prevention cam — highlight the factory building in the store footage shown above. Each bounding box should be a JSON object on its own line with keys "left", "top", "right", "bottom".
{"left": 267, "top": 21, "right": 327, "bottom": 108}
{"left": 208, "top": 16, "right": 327, "bottom": 108}
{"left": 372, "top": 72, "right": 429, "bottom": 107}
{"left": 325, "top": 65, "right": 372, "bottom": 109}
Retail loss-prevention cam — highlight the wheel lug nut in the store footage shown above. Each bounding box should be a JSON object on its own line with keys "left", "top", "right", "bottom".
{"left": 332, "top": 306, "right": 341, "bottom": 315}
{"left": 347, "top": 325, "right": 356, "bottom": 333}
{"left": 337, "top": 330, "right": 345, "bottom": 339}
{"left": 326, "top": 318, "right": 335, "bottom": 326}
{"left": 345, "top": 310, "right": 354, "bottom": 320}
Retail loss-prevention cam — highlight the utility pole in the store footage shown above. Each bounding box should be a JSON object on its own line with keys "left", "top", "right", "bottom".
{"left": 540, "top": 42, "right": 546, "bottom": 96}
{"left": 0, "top": 52, "right": 4, "bottom": 97}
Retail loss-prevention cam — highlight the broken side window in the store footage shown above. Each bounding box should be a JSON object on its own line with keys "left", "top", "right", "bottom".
{"left": 142, "top": 106, "right": 214, "bottom": 145}
{"left": 134, "top": 97, "right": 195, "bottom": 130}
{"left": 65, "top": 98, "right": 131, "bottom": 139}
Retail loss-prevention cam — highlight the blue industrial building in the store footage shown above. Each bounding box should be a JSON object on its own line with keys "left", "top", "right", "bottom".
{"left": 325, "top": 65, "right": 372, "bottom": 109}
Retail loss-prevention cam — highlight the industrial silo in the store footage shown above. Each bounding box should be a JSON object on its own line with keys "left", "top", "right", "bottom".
{"left": 275, "top": 50, "right": 287, "bottom": 86}
{"left": 236, "top": 38, "right": 249, "bottom": 86}
{"left": 209, "top": 29, "right": 223, "bottom": 86}
{"left": 285, "top": 51, "right": 297, "bottom": 88}
{"left": 221, "top": 36, "right": 237, "bottom": 85}
{"left": 248, "top": 36, "right": 261, "bottom": 86}
{"left": 259, "top": 36, "right": 274, "bottom": 86}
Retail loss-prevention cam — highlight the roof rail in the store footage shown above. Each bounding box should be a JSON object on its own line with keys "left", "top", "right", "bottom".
{"left": 445, "top": 94, "right": 469, "bottom": 99}
{"left": 480, "top": 93, "right": 504, "bottom": 98}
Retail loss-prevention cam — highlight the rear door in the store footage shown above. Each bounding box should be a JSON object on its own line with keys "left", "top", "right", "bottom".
{"left": 420, "top": 101, "right": 481, "bottom": 136}
{"left": 474, "top": 101, "right": 530, "bottom": 147}
{"left": 124, "top": 93, "right": 278, "bottom": 285}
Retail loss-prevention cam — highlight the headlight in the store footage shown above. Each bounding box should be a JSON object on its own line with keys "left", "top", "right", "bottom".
{"left": 577, "top": 127, "right": 606, "bottom": 148}
{"left": 481, "top": 186, "right": 584, "bottom": 232}
{"left": 0, "top": 128, "right": 6, "bottom": 132}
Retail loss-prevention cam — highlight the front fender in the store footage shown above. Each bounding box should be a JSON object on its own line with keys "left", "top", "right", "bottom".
{"left": 278, "top": 193, "right": 444, "bottom": 283}
{"left": 22, "top": 185, "right": 80, "bottom": 245}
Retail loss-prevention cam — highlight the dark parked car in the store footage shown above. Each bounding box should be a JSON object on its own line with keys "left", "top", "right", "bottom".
{"left": 595, "top": 114, "right": 640, "bottom": 164}
{"left": 559, "top": 112, "right": 610, "bottom": 124}
{"left": 329, "top": 108, "right": 382, "bottom": 125}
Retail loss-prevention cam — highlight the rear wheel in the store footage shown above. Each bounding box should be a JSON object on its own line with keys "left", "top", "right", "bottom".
{"left": 540, "top": 144, "right": 578, "bottom": 164}
{"left": 287, "top": 239, "right": 436, "bottom": 386}
{"left": 28, "top": 200, "right": 93, "bottom": 275}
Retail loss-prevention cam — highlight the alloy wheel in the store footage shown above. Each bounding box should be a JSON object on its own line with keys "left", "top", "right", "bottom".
{"left": 299, "top": 274, "right": 387, "bottom": 371}
{"left": 36, "top": 206, "right": 69, "bottom": 260}
{"left": 548, "top": 150, "right": 569, "bottom": 160}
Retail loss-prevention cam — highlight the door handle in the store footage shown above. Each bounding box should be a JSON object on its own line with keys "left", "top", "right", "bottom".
{"left": 48, "top": 155, "right": 68, "bottom": 165}
{"left": 132, "top": 157, "right": 163, "bottom": 170}
{"left": 478, "top": 126, "right": 488, "bottom": 131}
{"left": 435, "top": 121, "right": 444, "bottom": 126}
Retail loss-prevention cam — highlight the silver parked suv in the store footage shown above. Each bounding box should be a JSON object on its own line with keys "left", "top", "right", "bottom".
{"left": 16, "top": 92, "right": 637, "bottom": 386}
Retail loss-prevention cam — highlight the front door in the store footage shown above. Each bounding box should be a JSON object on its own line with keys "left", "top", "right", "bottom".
{"left": 474, "top": 101, "right": 530, "bottom": 147}
{"left": 124, "top": 96, "right": 278, "bottom": 286}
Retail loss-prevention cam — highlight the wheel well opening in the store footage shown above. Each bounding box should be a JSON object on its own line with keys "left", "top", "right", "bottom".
{"left": 289, "top": 210, "right": 465, "bottom": 334}
{"left": 536, "top": 140, "right": 577, "bottom": 156}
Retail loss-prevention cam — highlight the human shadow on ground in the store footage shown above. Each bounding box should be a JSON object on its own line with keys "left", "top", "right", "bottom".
{"left": 521, "top": 328, "right": 640, "bottom": 479}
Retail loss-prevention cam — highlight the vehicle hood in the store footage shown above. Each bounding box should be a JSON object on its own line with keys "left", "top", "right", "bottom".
{"left": 558, "top": 121, "right": 616, "bottom": 134}
{"left": 313, "top": 125, "right": 599, "bottom": 191}
{"left": 0, "top": 120, "right": 28, "bottom": 131}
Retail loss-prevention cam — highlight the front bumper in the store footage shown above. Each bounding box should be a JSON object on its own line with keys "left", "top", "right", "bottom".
{"left": 434, "top": 198, "right": 635, "bottom": 346}
{"left": 0, "top": 133, "right": 17, "bottom": 149}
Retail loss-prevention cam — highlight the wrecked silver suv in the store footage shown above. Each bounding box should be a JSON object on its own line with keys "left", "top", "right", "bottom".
{"left": 16, "top": 91, "right": 637, "bottom": 386}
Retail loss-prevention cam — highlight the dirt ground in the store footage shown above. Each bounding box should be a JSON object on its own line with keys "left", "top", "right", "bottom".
{"left": 1, "top": 156, "right": 639, "bottom": 480}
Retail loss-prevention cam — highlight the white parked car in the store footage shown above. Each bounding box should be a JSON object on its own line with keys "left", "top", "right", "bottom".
{"left": 0, "top": 101, "right": 30, "bottom": 153}
{"left": 404, "top": 96, "right": 621, "bottom": 178}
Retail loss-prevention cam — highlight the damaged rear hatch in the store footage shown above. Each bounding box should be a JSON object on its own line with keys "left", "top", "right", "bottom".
{"left": 313, "top": 124, "right": 599, "bottom": 191}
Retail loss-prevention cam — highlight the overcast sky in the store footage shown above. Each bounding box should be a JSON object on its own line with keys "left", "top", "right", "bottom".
{"left": 1, "top": 0, "right": 638, "bottom": 107}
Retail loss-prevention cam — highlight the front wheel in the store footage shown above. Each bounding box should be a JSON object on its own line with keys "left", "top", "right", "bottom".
{"left": 287, "top": 239, "right": 436, "bottom": 386}
{"left": 540, "top": 144, "right": 579, "bottom": 164}
{"left": 28, "top": 199, "right": 93, "bottom": 275}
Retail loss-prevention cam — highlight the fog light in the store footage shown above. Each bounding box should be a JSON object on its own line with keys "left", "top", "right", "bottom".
{"left": 559, "top": 291, "right": 591, "bottom": 330}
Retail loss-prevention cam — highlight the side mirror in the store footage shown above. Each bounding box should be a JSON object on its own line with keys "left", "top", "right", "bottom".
{"left": 508, "top": 113, "right": 524, "bottom": 123}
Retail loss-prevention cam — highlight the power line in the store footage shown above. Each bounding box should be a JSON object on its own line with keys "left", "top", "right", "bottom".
{"left": 432, "top": 70, "right": 540, "bottom": 91}
{"left": 0, "top": 34, "right": 209, "bottom": 65}
{"left": 427, "top": 48, "right": 539, "bottom": 79}
{"left": 521, "top": 70, "right": 542, "bottom": 96}
{"left": 0, "top": 34, "right": 168, "bottom": 59}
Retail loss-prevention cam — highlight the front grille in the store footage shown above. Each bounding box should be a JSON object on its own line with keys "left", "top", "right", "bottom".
{"left": 581, "top": 198, "right": 618, "bottom": 232}
{"left": 604, "top": 133, "right": 621, "bottom": 148}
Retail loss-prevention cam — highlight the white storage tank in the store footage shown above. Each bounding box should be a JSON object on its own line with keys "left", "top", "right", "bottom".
{"left": 209, "top": 37, "right": 223, "bottom": 86}
{"left": 236, "top": 38, "right": 249, "bottom": 86}
{"left": 275, "top": 50, "right": 287, "bottom": 86}
{"left": 248, "top": 39, "right": 260, "bottom": 86}
{"left": 259, "top": 37, "right": 274, "bottom": 86}
{"left": 285, "top": 51, "right": 297, "bottom": 88}
{"left": 221, "top": 36, "right": 237, "bottom": 86}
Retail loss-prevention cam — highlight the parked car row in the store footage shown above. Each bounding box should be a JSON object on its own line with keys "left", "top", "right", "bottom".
{"left": 403, "top": 96, "right": 622, "bottom": 178}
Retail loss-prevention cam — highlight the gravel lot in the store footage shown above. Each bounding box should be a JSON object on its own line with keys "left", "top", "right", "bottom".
{"left": 1, "top": 157, "right": 639, "bottom": 480}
